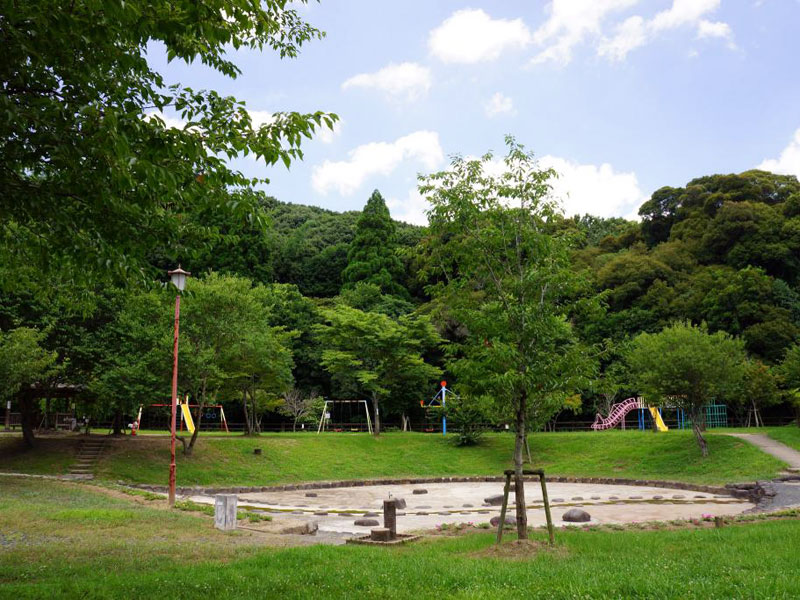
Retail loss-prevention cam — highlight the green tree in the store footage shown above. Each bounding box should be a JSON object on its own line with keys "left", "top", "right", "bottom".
{"left": 626, "top": 322, "right": 748, "bottom": 456}
{"left": 314, "top": 305, "right": 442, "bottom": 435}
{"left": 0, "top": 328, "right": 59, "bottom": 447}
{"left": 1, "top": 0, "right": 336, "bottom": 291}
{"left": 778, "top": 343, "right": 800, "bottom": 426}
{"left": 341, "top": 190, "right": 407, "bottom": 297}
{"left": 418, "top": 138, "right": 596, "bottom": 539}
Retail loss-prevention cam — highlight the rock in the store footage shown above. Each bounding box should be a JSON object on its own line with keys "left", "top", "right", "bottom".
{"left": 364, "top": 512, "right": 379, "bottom": 517}
{"left": 591, "top": 496, "right": 601, "bottom": 500}
{"left": 313, "top": 512, "right": 328, "bottom": 516}
{"left": 354, "top": 519, "right": 380, "bottom": 527}
{"left": 571, "top": 497, "right": 584, "bottom": 501}
{"left": 280, "top": 521, "right": 319, "bottom": 535}
{"left": 490, "top": 515, "right": 516, "bottom": 527}
{"left": 562, "top": 508, "right": 591, "bottom": 523}
{"left": 484, "top": 494, "right": 505, "bottom": 506}
{"left": 608, "top": 496, "right": 619, "bottom": 500}
{"left": 652, "top": 495, "right": 663, "bottom": 500}
{"left": 393, "top": 498, "right": 407, "bottom": 509}
{"left": 415, "top": 505, "right": 431, "bottom": 509}
{"left": 552, "top": 498, "right": 565, "bottom": 503}
{"left": 305, "top": 492, "right": 317, "bottom": 498}
{"left": 628, "top": 496, "right": 643, "bottom": 500}
{"left": 462, "top": 503, "right": 473, "bottom": 508}
{"left": 412, "top": 489, "right": 428, "bottom": 495}
{"left": 443, "top": 505, "right": 453, "bottom": 508}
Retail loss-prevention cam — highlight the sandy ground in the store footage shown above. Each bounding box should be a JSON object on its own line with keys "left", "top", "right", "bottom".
{"left": 188, "top": 481, "right": 752, "bottom": 537}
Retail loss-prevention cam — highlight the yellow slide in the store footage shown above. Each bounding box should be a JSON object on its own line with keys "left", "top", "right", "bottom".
{"left": 648, "top": 406, "right": 668, "bottom": 432}
{"left": 180, "top": 400, "right": 196, "bottom": 434}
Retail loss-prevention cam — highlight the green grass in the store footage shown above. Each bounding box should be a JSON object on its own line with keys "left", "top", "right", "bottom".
{"left": 1, "top": 476, "right": 799, "bottom": 599}
{"left": 766, "top": 425, "right": 800, "bottom": 452}
{"left": 91, "top": 430, "right": 785, "bottom": 486}
{"left": 1, "top": 430, "right": 787, "bottom": 487}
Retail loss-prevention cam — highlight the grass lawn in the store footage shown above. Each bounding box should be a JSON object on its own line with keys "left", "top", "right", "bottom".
{"left": 0, "top": 429, "right": 784, "bottom": 486}
{"left": 1, "top": 476, "right": 798, "bottom": 599}
{"left": 766, "top": 425, "right": 800, "bottom": 452}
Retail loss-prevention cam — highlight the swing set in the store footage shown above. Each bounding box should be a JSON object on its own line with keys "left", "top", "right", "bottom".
{"left": 131, "top": 399, "right": 229, "bottom": 435}
{"left": 316, "top": 399, "right": 373, "bottom": 434}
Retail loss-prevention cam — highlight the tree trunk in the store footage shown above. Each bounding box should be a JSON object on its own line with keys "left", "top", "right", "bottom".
{"left": 372, "top": 393, "right": 381, "bottom": 436}
{"left": 292, "top": 417, "right": 298, "bottom": 432}
{"left": 690, "top": 405, "right": 708, "bottom": 457}
{"left": 44, "top": 397, "right": 51, "bottom": 430}
{"left": 513, "top": 390, "right": 528, "bottom": 539}
{"left": 19, "top": 394, "right": 36, "bottom": 448}
{"left": 242, "top": 388, "right": 252, "bottom": 436}
{"left": 186, "top": 387, "right": 205, "bottom": 455}
{"left": 109, "top": 408, "right": 123, "bottom": 435}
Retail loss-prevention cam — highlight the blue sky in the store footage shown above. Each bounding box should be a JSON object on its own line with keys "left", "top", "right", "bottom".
{"left": 148, "top": 0, "right": 800, "bottom": 224}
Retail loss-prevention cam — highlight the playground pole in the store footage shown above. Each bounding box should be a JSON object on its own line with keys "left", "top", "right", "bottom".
{"left": 441, "top": 381, "right": 447, "bottom": 436}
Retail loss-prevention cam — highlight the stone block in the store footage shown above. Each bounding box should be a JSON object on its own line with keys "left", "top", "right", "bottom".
{"left": 490, "top": 515, "right": 516, "bottom": 527}
{"left": 370, "top": 527, "right": 393, "bottom": 542}
{"left": 484, "top": 494, "right": 505, "bottom": 506}
{"left": 214, "top": 494, "right": 238, "bottom": 531}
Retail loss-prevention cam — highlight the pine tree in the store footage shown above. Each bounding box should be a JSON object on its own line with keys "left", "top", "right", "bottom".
{"left": 342, "top": 190, "right": 407, "bottom": 297}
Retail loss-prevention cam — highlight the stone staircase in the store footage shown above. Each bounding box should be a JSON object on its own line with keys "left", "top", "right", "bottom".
{"left": 68, "top": 437, "right": 107, "bottom": 479}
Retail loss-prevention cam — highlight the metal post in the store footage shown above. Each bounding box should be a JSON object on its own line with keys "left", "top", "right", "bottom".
{"left": 441, "top": 383, "right": 447, "bottom": 436}
{"left": 4, "top": 400, "right": 10, "bottom": 431}
{"left": 168, "top": 294, "right": 181, "bottom": 507}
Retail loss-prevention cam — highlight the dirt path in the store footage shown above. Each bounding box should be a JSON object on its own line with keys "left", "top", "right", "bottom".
{"left": 725, "top": 433, "right": 800, "bottom": 470}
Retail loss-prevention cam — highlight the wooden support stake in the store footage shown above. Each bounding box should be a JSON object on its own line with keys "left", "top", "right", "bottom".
{"left": 495, "top": 471, "right": 512, "bottom": 544}
{"left": 538, "top": 472, "right": 555, "bottom": 546}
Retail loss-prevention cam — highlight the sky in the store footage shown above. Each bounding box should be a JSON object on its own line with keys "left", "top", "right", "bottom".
{"left": 147, "top": 0, "right": 800, "bottom": 225}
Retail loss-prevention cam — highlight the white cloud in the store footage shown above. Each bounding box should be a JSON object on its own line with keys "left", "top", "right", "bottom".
{"left": 387, "top": 188, "right": 431, "bottom": 226}
{"left": 144, "top": 111, "right": 188, "bottom": 130}
{"left": 598, "top": 15, "right": 647, "bottom": 61}
{"left": 317, "top": 119, "right": 343, "bottom": 144}
{"left": 247, "top": 109, "right": 276, "bottom": 128}
{"left": 650, "top": 0, "right": 720, "bottom": 32}
{"left": 757, "top": 128, "right": 800, "bottom": 179}
{"left": 311, "top": 131, "right": 443, "bottom": 196}
{"left": 532, "top": 0, "right": 638, "bottom": 65}
{"left": 429, "top": 9, "right": 531, "bottom": 64}
{"left": 540, "top": 155, "right": 647, "bottom": 218}
{"left": 484, "top": 92, "right": 516, "bottom": 118}
{"left": 597, "top": 0, "right": 733, "bottom": 61}
{"left": 342, "top": 62, "right": 432, "bottom": 102}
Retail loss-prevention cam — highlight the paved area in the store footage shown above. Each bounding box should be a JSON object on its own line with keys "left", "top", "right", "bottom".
{"left": 726, "top": 433, "right": 800, "bottom": 470}
{"left": 190, "top": 481, "right": 751, "bottom": 536}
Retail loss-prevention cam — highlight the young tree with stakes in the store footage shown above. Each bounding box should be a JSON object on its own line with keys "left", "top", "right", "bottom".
{"left": 419, "top": 138, "right": 596, "bottom": 540}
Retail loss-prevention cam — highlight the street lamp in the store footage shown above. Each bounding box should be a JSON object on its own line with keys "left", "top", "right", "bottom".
{"left": 167, "top": 265, "right": 190, "bottom": 507}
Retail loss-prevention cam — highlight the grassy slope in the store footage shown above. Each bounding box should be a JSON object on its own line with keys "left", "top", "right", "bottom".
{"left": 0, "top": 436, "right": 78, "bottom": 475}
{"left": 88, "top": 430, "right": 784, "bottom": 486}
{"left": 1, "top": 477, "right": 798, "bottom": 599}
{"left": 767, "top": 426, "right": 800, "bottom": 452}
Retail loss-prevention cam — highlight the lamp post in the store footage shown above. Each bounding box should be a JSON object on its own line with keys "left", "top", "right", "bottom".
{"left": 167, "top": 265, "right": 190, "bottom": 507}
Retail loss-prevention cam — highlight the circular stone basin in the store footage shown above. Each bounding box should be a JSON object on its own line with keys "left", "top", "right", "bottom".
{"left": 191, "top": 481, "right": 752, "bottom": 535}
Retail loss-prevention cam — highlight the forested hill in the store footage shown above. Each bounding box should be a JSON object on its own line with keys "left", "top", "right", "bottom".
{"left": 192, "top": 171, "right": 800, "bottom": 366}
{"left": 571, "top": 170, "right": 800, "bottom": 362}
{"left": 192, "top": 196, "right": 425, "bottom": 298}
